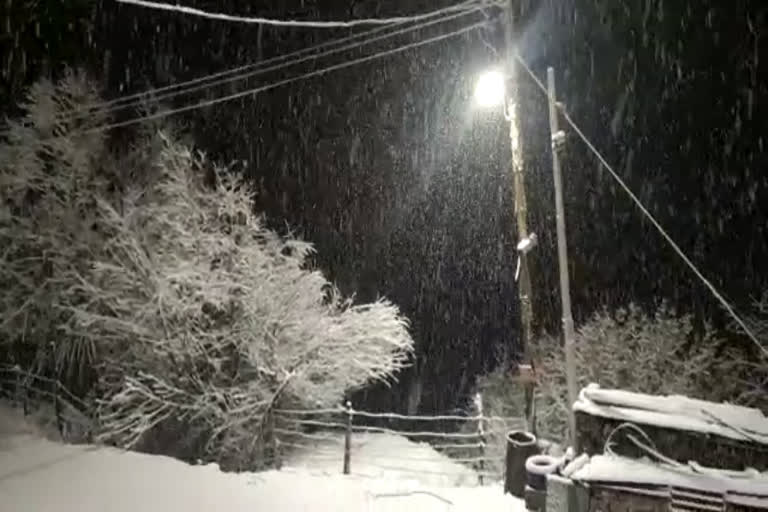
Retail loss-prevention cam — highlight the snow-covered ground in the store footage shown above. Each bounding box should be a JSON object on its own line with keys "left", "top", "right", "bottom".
{"left": 0, "top": 403, "right": 523, "bottom": 511}
{"left": 283, "top": 430, "right": 483, "bottom": 487}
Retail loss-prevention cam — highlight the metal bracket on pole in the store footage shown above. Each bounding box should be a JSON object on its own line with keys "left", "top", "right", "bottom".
{"left": 516, "top": 233, "right": 538, "bottom": 254}
{"left": 551, "top": 130, "right": 566, "bottom": 153}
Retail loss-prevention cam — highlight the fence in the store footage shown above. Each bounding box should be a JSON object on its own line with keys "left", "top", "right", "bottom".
{"left": 0, "top": 365, "right": 94, "bottom": 442}
{"left": 271, "top": 396, "right": 525, "bottom": 486}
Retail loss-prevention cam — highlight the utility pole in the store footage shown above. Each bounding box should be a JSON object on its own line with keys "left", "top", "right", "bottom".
{"left": 546, "top": 67, "right": 578, "bottom": 446}
{"left": 504, "top": 0, "right": 536, "bottom": 434}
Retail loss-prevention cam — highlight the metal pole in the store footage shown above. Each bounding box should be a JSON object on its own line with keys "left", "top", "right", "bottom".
{"left": 505, "top": 0, "right": 536, "bottom": 436}
{"left": 546, "top": 67, "right": 578, "bottom": 446}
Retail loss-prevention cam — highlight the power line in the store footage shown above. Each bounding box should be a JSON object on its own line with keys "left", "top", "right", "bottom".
{"left": 116, "top": 0, "right": 492, "bottom": 28}
{"left": 65, "top": 1, "right": 495, "bottom": 120}
{"left": 512, "top": 53, "right": 768, "bottom": 358}
{"left": 80, "top": 20, "right": 488, "bottom": 134}
{"left": 66, "top": 0, "right": 494, "bottom": 118}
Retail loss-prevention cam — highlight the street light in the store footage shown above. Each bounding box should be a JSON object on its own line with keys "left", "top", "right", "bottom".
{"left": 473, "top": 69, "right": 506, "bottom": 108}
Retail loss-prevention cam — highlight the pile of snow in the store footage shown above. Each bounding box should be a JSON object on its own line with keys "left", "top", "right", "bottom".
{"left": 0, "top": 403, "right": 522, "bottom": 511}
{"left": 283, "top": 431, "right": 483, "bottom": 487}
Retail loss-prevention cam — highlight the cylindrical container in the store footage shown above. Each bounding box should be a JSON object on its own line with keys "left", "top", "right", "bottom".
{"left": 504, "top": 430, "right": 539, "bottom": 497}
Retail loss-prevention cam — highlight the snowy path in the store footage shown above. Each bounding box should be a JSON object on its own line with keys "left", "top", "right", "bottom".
{"left": 0, "top": 406, "right": 523, "bottom": 511}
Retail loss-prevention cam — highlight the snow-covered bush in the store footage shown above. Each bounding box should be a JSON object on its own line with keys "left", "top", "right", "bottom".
{"left": 86, "top": 138, "right": 413, "bottom": 468}
{"left": 0, "top": 73, "right": 414, "bottom": 469}
{"left": 715, "top": 293, "right": 768, "bottom": 414}
{"left": 476, "top": 302, "right": 721, "bottom": 444}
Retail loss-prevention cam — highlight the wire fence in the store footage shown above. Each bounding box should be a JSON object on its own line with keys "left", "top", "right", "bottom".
{"left": 0, "top": 365, "right": 95, "bottom": 443}
{"left": 271, "top": 399, "right": 525, "bottom": 485}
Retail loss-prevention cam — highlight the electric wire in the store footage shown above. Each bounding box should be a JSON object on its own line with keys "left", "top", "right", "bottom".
{"left": 64, "top": 1, "right": 496, "bottom": 121}
{"left": 116, "top": 0, "right": 496, "bottom": 28}
{"left": 80, "top": 20, "right": 488, "bottom": 134}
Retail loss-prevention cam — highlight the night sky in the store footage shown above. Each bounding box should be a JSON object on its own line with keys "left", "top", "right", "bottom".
{"left": 2, "top": 0, "right": 767, "bottom": 414}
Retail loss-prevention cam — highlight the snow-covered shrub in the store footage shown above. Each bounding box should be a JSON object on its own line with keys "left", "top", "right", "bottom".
{"left": 475, "top": 302, "right": 721, "bottom": 444}
{"left": 85, "top": 138, "right": 413, "bottom": 468}
{"left": 1, "top": 73, "right": 414, "bottom": 470}
{"left": 715, "top": 293, "right": 768, "bottom": 414}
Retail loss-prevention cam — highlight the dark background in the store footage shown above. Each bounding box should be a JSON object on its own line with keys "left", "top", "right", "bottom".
{"left": 3, "top": 0, "right": 767, "bottom": 414}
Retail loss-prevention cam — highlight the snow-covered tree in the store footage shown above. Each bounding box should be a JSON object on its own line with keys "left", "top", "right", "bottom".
{"left": 0, "top": 73, "right": 414, "bottom": 469}
{"left": 84, "top": 136, "right": 413, "bottom": 467}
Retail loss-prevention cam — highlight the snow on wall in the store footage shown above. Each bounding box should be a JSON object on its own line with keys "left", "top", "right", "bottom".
{"left": 573, "top": 384, "right": 768, "bottom": 444}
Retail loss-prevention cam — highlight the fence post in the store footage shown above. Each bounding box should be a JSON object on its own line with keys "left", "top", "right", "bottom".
{"left": 475, "top": 392, "right": 486, "bottom": 485}
{"left": 54, "top": 380, "right": 65, "bottom": 439}
{"left": 14, "top": 366, "right": 29, "bottom": 416}
{"left": 270, "top": 411, "right": 281, "bottom": 470}
{"left": 86, "top": 398, "right": 95, "bottom": 444}
{"left": 343, "top": 400, "right": 353, "bottom": 475}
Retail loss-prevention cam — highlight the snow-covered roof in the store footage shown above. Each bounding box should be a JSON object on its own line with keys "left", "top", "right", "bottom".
{"left": 572, "top": 454, "right": 768, "bottom": 504}
{"left": 573, "top": 384, "right": 768, "bottom": 444}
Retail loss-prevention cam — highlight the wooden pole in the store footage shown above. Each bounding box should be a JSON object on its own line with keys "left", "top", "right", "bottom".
{"left": 475, "top": 392, "right": 486, "bottom": 485}
{"left": 15, "top": 366, "right": 29, "bottom": 416}
{"left": 270, "top": 411, "right": 281, "bottom": 469}
{"left": 343, "top": 400, "right": 352, "bottom": 475}
{"left": 505, "top": 0, "right": 536, "bottom": 434}
{"left": 546, "top": 67, "right": 578, "bottom": 447}
{"left": 54, "top": 380, "right": 66, "bottom": 439}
